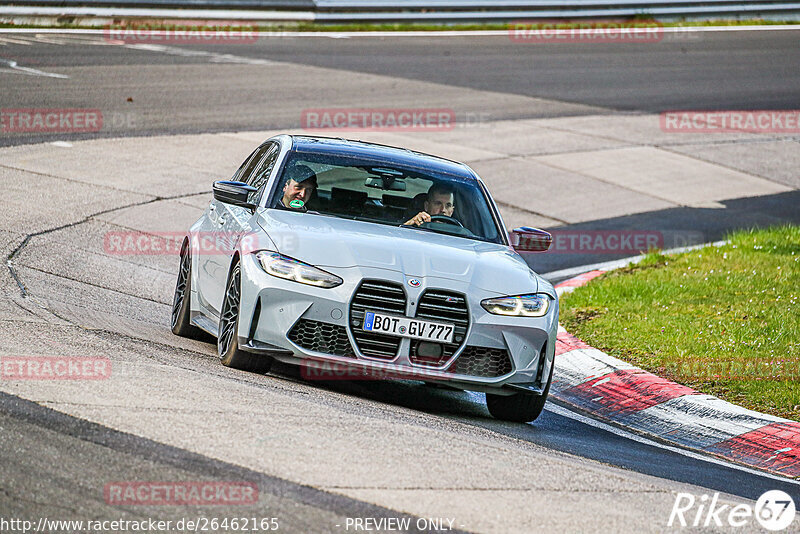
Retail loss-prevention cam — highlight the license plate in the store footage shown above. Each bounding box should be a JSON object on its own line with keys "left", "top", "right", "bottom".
{"left": 362, "top": 312, "right": 454, "bottom": 343}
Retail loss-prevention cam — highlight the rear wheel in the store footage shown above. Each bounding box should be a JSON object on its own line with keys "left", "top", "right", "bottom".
{"left": 486, "top": 362, "right": 554, "bottom": 423}
{"left": 171, "top": 243, "right": 204, "bottom": 339}
{"left": 218, "top": 262, "right": 272, "bottom": 374}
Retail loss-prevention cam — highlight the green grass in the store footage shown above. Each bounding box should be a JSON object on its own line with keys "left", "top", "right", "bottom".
{"left": 0, "top": 18, "right": 797, "bottom": 31}
{"left": 560, "top": 225, "right": 800, "bottom": 421}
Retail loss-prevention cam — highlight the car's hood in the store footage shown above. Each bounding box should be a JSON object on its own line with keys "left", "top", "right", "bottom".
{"left": 258, "top": 210, "right": 539, "bottom": 295}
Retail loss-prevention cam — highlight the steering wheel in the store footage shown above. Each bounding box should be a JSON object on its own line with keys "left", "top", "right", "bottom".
{"left": 426, "top": 215, "right": 464, "bottom": 227}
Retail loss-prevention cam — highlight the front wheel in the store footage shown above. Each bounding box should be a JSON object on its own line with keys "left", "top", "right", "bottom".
{"left": 171, "top": 243, "right": 204, "bottom": 339}
{"left": 486, "top": 362, "right": 553, "bottom": 423}
{"left": 218, "top": 262, "right": 272, "bottom": 374}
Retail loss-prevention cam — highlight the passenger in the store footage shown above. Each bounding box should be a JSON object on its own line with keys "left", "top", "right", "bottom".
{"left": 404, "top": 184, "right": 456, "bottom": 226}
{"left": 278, "top": 165, "right": 317, "bottom": 211}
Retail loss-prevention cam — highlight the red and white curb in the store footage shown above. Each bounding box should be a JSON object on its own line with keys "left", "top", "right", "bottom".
{"left": 550, "top": 268, "right": 800, "bottom": 479}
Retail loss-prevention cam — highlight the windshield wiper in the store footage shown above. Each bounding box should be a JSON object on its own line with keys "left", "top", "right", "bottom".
{"left": 398, "top": 223, "right": 433, "bottom": 231}
{"left": 398, "top": 224, "right": 458, "bottom": 237}
{"left": 398, "top": 223, "right": 493, "bottom": 243}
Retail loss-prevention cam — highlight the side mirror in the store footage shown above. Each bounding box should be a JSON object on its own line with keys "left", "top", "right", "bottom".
{"left": 509, "top": 227, "right": 552, "bottom": 252}
{"left": 213, "top": 181, "right": 257, "bottom": 212}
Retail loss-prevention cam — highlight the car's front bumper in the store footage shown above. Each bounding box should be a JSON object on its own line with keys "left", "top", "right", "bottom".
{"left": 236, "top": 253, "right": 558, "bottom": 395}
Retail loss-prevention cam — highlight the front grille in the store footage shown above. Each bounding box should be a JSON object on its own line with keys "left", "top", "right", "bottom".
{"left": 349, "top": 280, "right": 406, "bottom": 360}
{"left": 448, "top": 346, "right": 513, "bottom": 378}
{"left": 410, "top": 290, "right": 469, "bottom": 367}
{"left": 288, "top": 319, "right": 355, "bottom": 358}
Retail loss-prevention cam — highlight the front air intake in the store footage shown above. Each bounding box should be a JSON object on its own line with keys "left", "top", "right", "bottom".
{"left": 288, "top": 319, "right": 355, "bottom": 358}
{"left": 448, "top": 346, "right": 513, "bottom": 378}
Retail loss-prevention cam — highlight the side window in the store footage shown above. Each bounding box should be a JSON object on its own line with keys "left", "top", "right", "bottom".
{"left": 231, "top": 149, "right": 258, "bottom": 182}
{"left": 232, "top": 143, "right": 272, "bottom": 184}
{"left": 246, "top": 143, "right": 280, "bottom": 205}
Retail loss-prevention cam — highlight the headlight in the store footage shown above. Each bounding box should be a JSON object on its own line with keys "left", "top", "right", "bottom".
{"left": 481, "top": 294, "right": 550, "bottom": 317}
{"left": 255, "top": 252, "right": 343, "bottom": 288}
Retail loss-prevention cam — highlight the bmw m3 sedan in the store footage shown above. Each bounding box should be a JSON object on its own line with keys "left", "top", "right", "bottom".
{"left": 171, "top": 135, "right": 558, "bottom": 422}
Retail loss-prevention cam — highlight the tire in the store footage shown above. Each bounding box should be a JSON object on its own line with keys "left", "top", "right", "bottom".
{"left": 486, "top": 362, "right": 554, "bottom": 423}
{"left": 171, "top": 243, "right": 204, "bottom": 339}
{"left": 218, "top": 262, "right": 273, "bottom": 374}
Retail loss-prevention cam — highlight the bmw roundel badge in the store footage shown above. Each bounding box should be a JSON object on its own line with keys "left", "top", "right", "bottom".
{"left": 408, "top": 278, "right": 421, "bottom": 287}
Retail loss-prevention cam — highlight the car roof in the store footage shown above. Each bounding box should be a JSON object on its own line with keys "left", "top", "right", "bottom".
{"left": 288, "top": 135, "right": 475, "bottom": 179}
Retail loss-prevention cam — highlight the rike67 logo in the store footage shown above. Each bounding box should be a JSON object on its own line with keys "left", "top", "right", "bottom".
{"left": 669, "top": 490, "right": 796, "bottom": 531}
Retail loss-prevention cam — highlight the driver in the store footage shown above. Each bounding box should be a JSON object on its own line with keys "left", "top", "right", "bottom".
{"left": 278, "top": 165, "right": 317, "bottom": 212}
{"left": 404, "top": 184, "right": 455, "bottom": 226}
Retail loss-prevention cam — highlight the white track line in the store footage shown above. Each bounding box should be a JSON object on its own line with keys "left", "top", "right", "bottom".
{"left": 545, "top": 402, "right": 800, "bottom": 487}
{"left": 0, "top": 35, "right": 34, "bottom": 45}
{"left": 468, "top": 389, "right": 799, "bottom": 485}
{"left": 124, "top": 43, "right": 278, "bottom": 65}
{"left": 0, "top": 58, "right": 68, "bottom": 78}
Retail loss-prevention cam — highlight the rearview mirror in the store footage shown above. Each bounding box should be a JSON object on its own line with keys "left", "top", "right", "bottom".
{"left": 365, "top": 176, "right": 407, "bottom": 191}
{"left": 509, "top": 227, "right": 552, "bottom": 252}
{"left": 213, "top": 181, "right": 257, "bottom": 211}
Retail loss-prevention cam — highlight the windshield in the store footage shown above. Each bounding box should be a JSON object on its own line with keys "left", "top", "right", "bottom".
{"left": 269, "top": 150, "right": 505, "bottom": 244}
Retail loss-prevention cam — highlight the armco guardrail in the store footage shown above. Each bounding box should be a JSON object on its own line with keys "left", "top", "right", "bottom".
{"left": 3, "top": 0, "right": 800, "bottom": 21}
{"left": 314, "top": 1, "right": 800, "bottom": 22}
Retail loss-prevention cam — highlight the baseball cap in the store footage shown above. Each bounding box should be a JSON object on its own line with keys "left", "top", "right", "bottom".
{"left": 287, "top": 164, "right": 318, "bottom": 187}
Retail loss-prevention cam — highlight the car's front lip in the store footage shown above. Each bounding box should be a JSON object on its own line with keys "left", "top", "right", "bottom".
{"left": 237, "top": 253, "right": 558, "bottom": 390}
{"left": 266, "top": 350, "right": 546, "bottom": 395}
{"left": 239, "top": 331, "right": 549, "bottom": 395}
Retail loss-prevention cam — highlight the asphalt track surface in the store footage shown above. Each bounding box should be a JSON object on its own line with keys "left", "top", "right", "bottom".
{"left": 2, "top": 30, "right": 800, "bottom": 144}
{"left": 1, "top": 29, "right": 800, "bottom": 532}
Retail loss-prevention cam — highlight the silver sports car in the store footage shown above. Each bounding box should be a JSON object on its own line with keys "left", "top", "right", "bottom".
{"left": 171, "top": 135, "right": 558, "bottom": 422}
